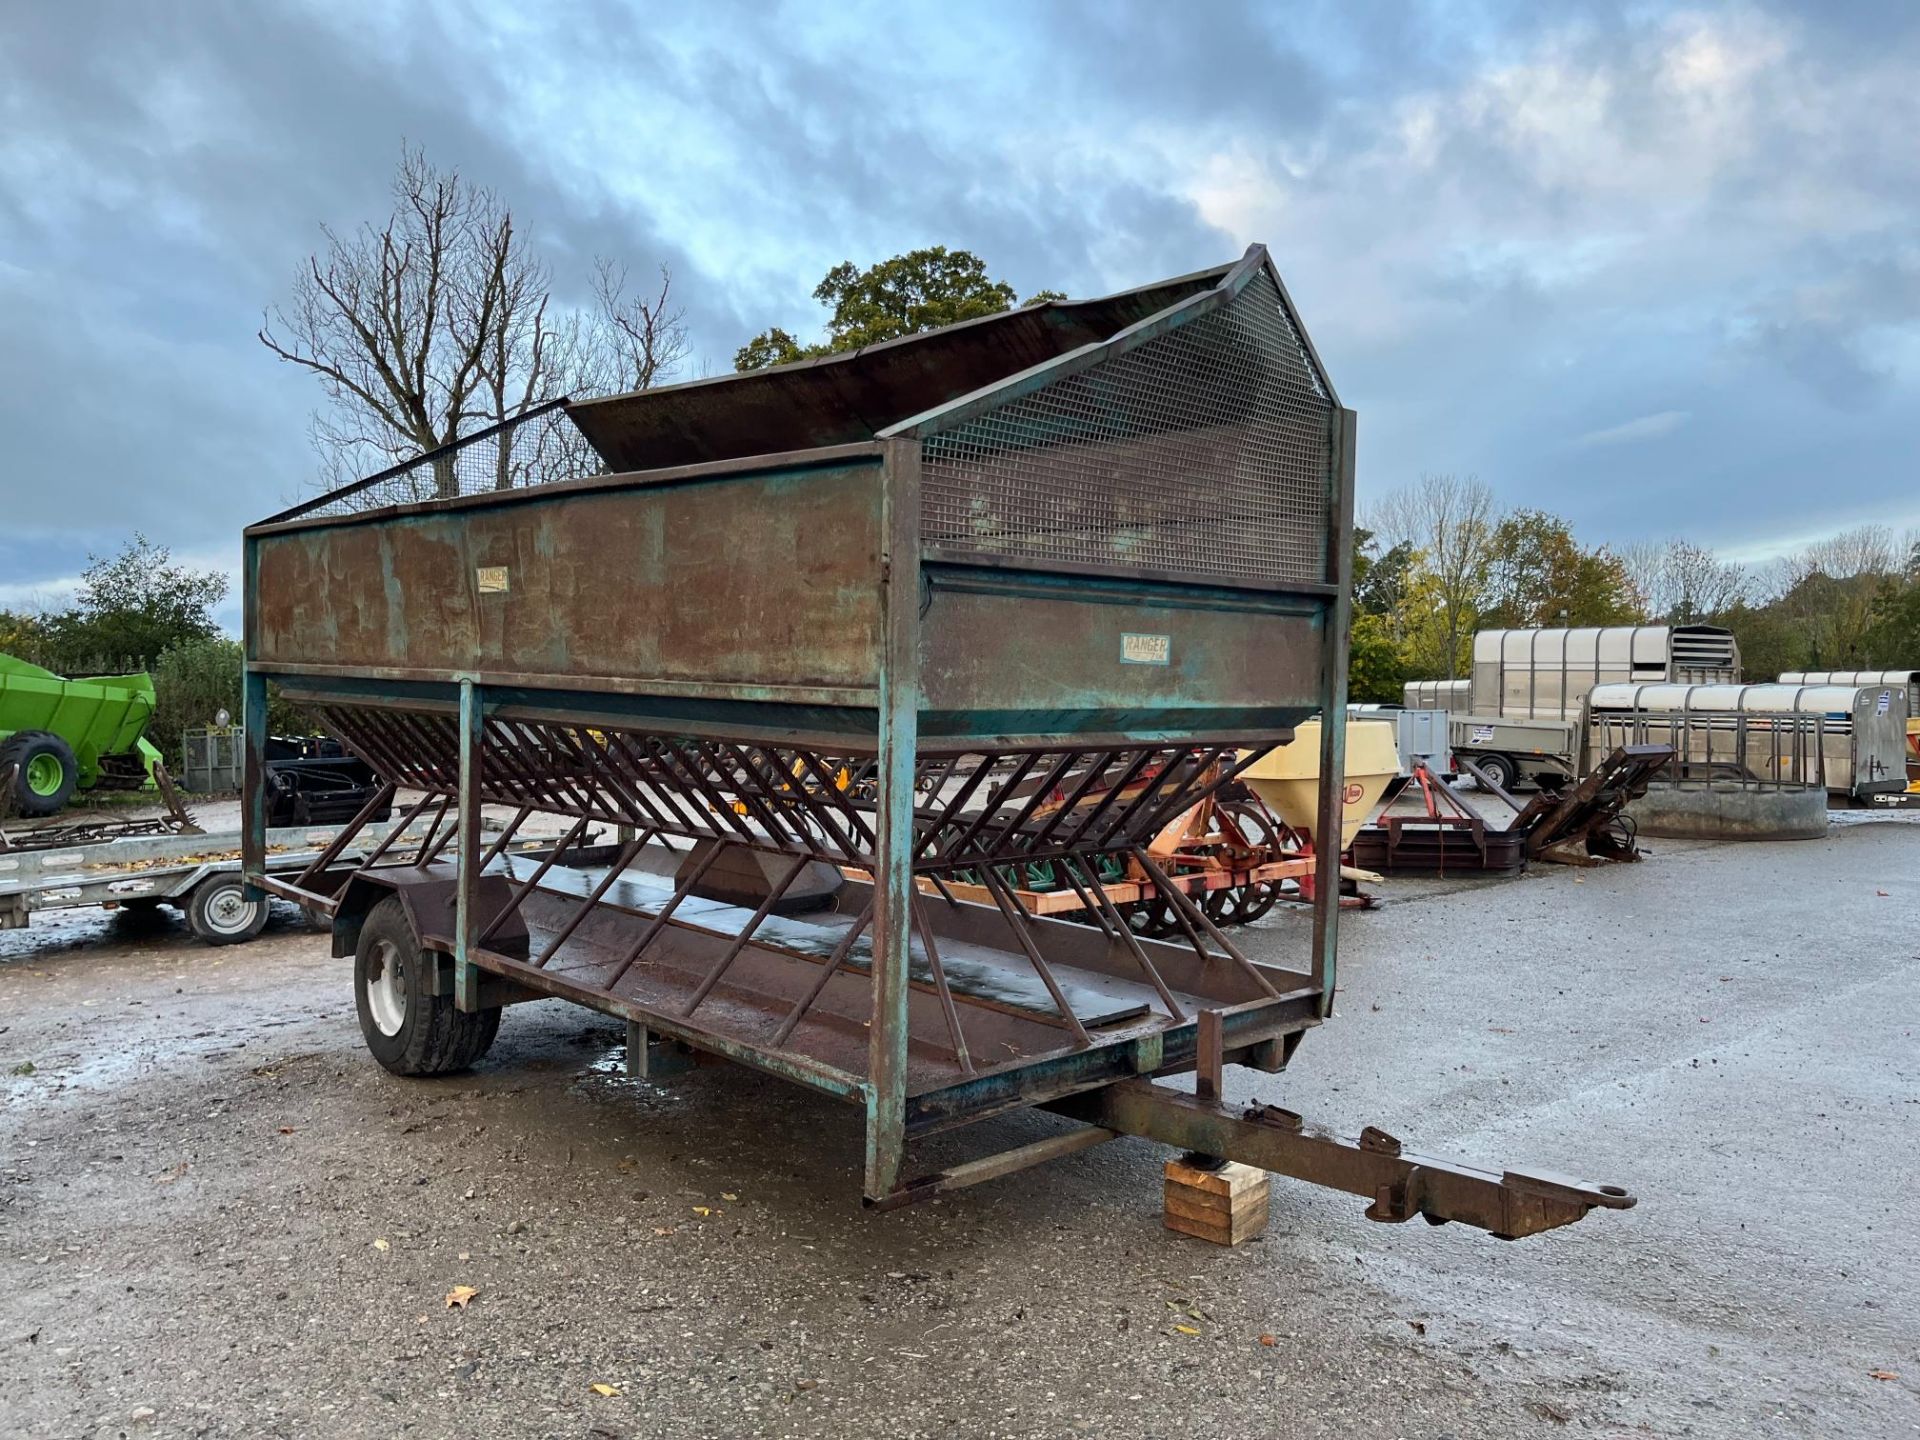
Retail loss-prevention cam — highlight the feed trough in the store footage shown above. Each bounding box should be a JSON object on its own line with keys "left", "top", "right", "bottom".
{"left": 241, "top": 245, "right": 1631, "bottom": 1236}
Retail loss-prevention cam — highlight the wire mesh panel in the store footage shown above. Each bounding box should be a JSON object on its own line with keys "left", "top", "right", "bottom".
{"left": 269, "top": 402, "right": 604, "bottom": 523}
{"left": 917, "top": 269, "right": 1334, "bottom": 587}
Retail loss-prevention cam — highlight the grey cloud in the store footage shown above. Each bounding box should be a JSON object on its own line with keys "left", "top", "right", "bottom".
{"left": 3, "top": 0, "right": 1920, "bottom": 601}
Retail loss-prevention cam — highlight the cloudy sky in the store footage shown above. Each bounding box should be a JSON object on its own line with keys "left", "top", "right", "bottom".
{"left": 2, "top": 0, "right": 1916, "bottom": 629}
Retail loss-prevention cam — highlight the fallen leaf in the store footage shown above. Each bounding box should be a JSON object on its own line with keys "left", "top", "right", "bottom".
{"left": 1876, "top": 890, "right": 1889, "bottom": 897}
{"left": 1258, "top": 1334, "right": 1277, "bottom": 1347}
{"left": 652, "top": 1226, "right": 675, "bottom": 1237}
{"left": 372, "top": 1238, "right": 390, "bottom": 1253}
{"left": 153, "top": 1162, "right": 189, "bottom": 1185}
{"left": 11, "top": 1061, "right": 37, "bottom": 1076}
{"left": 1172, "top": 1324, "right": 1200, "bottom": 1336}
{"left": 445, "top": 1285, "right": 479, "bottom": 1310}
{"left": 1869, "top": 1370, "right": 1898, "bottom": 1381}
{"left": 590, "top": 1383, "right": 621, "bottom": 1397}
{"left": 691, "top": 1206, "right": 716, "bottom": 1218}
{"left": 721, "top": 1192, "right": 739, "bottom": 1202}
{"left": 1407, "top": 1319, "right": 1427, "bottom": 1336}
{"left": 277, "top": 1126, "right": 296, "bottom": 1135}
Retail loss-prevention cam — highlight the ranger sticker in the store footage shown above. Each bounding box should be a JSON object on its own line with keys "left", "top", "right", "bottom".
{"left": 1120, "top": 632, "right": 1171, "bottom": 666}
{"left": 477, "top": 566, "right": 510, "bottom": 594}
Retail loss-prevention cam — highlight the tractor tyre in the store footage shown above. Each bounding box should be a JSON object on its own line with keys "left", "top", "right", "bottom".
{"left": 0, "top": 730, "right": 79, "bottom": 817}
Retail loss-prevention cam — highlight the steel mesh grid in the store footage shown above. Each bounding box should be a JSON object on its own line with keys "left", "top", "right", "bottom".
{"left": 286, "top": 403, "right": 603, "bottom": 521}
{"left": 918, "top": 270, "right": 1334, "bottom": 586}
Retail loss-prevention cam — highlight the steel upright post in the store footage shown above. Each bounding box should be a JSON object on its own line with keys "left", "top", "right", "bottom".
{"left": 240, "top": 666, "right": 269, "bottom": 902}
{"left": 1311, "top": 407, "right": 1357, "bottom": 1016}
{"left": 866, "top": 439, "right": 922, "bottom": 1199}
{"left": 454, "top": 678, "right": 484, "bottom": 1012}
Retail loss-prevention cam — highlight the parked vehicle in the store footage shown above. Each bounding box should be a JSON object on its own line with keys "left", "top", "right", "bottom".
{"left": 2, "top": 817, "right": 419, "bottom": 944}
{"left": 263, "top": 735, "right": 391, "bottom": 826}
{"left": 1779, "top": 670, "right": 1920, "bottom": 789}
{"left": 237, "top": 245, "right": 1632, "bottom": 1239}
{"left": 1585, "top": 681, "right": 1912, "bottom": 805}
{"left": 0, "top": 654, "right": 160, "bottom": 816}
{"left": 1442, "top": 625, "right": 1741, "bottom": 791}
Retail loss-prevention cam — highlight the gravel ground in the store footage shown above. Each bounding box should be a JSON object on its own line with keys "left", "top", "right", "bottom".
{"left": 1, "top": 814, "right": 1915, "bottom": 1439}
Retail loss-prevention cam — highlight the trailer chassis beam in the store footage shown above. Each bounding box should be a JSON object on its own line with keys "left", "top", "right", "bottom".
{"left": 1047, "top": 1080, "right": 1635, "bottom": 1240}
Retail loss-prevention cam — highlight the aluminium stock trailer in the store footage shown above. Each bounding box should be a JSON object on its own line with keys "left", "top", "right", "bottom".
{"left": 240, "top": 246, "right": 1630, "bottom": 1236}
{"left": 1586, "top": 682, "right": 1912, "bottom": 806}
{"left": 1780, "top": 670, "right": 1920, "bottom": 789}
{"left": 1445, "top": 624, "right": 1741, "bottom": 792}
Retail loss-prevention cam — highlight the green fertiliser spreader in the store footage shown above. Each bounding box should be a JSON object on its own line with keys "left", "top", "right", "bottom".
{"left": 0, "top": 653, "right": 161, "bottom": 816}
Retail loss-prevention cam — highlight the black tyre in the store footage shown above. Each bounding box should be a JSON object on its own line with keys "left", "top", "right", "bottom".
{"left": 1, "top": 730, "right": 79, "bottom": 817}
{"left": 354, "top": 895, "right": 500, "bottom": 1076}
{"left": 187, "top": 875, "right": 270, "bottom": 945}
{"left": 1474, "top": 752, "right": 1518, "bottom": 794}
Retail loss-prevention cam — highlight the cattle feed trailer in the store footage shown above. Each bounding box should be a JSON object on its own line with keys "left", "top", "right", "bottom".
{"left": 242, "top": 245, "right": 1632, "bottom": 1237}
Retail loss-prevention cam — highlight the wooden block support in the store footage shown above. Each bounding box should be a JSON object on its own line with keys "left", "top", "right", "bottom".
{"left": 1163, "top": 1158, "right": 1270, "bottom": 1246}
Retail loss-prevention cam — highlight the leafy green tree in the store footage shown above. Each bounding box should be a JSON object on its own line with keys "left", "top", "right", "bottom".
{"left": 151, "top": 636, "right": 311, "bottom": 764}
{"left": 37, "top": 536, "right": 227, "bottom": 668}
{"left": 735, "top": 248, "right": 1060, "bottom": 370}
{"left": 0, "top": 609, "right": 47, "bottom": 657}
{"left": 1482, "top": 509, "right": 1641, "bottom": 629}
{"left": 1720, "top": 599, "right": 1809, "bottom": 680}
{"left": 1352, "top": 526, "right": 1416, "bottom": 617}
{"left": 150, "top": 637, "right": 243, "bottom": 765}
{"left": 1864, "top": 578, "right": 1920, "bottom": 664}
{"left": 1347, "top": 612, "right": 1409, "bottom": 703}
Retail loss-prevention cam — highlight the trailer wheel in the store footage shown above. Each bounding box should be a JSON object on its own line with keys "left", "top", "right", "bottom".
{"left": 354, "top": 896, "right": 500, "bottom": 1076}
{"left": 0, "top": 730, "right": 79, "bottom": 817}
{"left": 1473, "top": 752, "right": 1518, "bottom": 794}
{"left": 187, "top": 875, "right": 269, "bottom": 945}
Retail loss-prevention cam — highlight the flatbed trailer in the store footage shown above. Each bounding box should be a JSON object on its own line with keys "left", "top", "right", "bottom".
{"left": 0, "top": 814, "right": 485, "bottom": 943}
{"left": 1, "top": 817, "right": 541, "bottom": 940}
{"left": 242, "top": 246, "right": 1633, "bottom": 1239}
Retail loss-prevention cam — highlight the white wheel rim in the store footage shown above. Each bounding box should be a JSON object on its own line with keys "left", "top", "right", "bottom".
{"left": 203, "top": 884, "right": 263, "bottom": 935}
{"left": 366, "top": 938, "right": 408, "bottom": 1037}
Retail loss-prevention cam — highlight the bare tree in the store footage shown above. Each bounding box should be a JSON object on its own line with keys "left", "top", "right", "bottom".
{"left": 1772, "top": 523, "right": 1900, "bottom": 662}
{"left": 1617, "top": 541, "right": 1666, "bottom": 618}
{"left": 1370, "top": 474, "right": 1497, "bottom": 678}
{"left": 1652, "top": 540, "right": 1748, "bottom": 623}
{"left": 1621, "top": 539, "right": 1747, "bottom": 622}
{"left": 1798, "top": 523, "right": 1898, "bottom": 582}
{"left": 583, "top": 259, "right": 690, "bottom": 394}
{"left": 261, "top": 146, "right": 691, "bottom": 500}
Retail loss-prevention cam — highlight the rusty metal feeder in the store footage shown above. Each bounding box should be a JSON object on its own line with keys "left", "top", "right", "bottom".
{"left": 241, "top": 246, "right": 1632, "bottom": 1237}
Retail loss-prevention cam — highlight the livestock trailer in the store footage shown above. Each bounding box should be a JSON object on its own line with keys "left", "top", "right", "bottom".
{"left": 1585, "top": 682, "right": 1911, "bottom": 804}
{"left": 1449, "top": 625, "right": 1741, "bottom": 790}
{"left": 1780, "top": 671, "right": 1920, "bottom": 788}
{"left": 1402, "top": 678, "right": 1471, "bottom": 712}
{"left": 241, "top": 246, "right": 1630, "bottom": 1237}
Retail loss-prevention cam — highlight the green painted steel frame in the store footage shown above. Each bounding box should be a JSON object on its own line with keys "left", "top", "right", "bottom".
{"left": 240, "top": 255, "right": 1355, "bottom": 1203}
